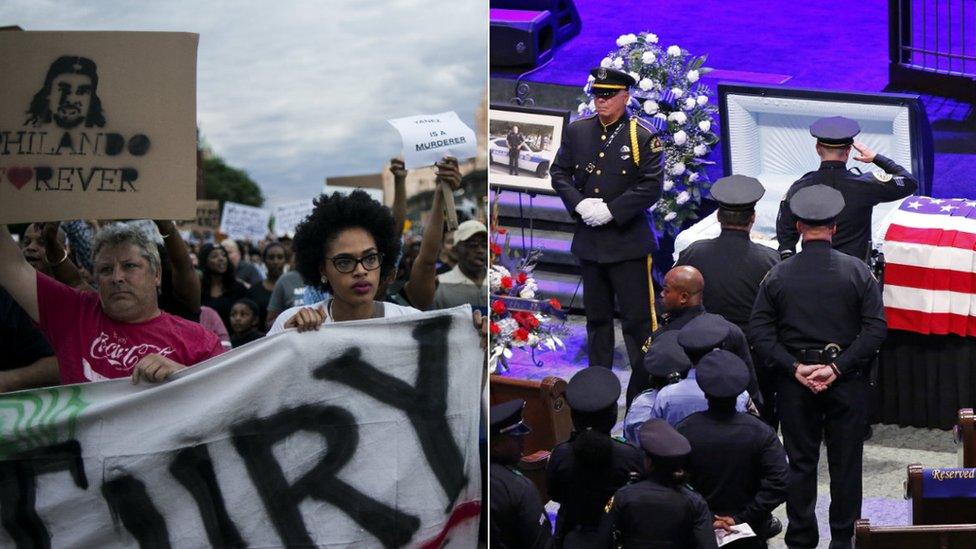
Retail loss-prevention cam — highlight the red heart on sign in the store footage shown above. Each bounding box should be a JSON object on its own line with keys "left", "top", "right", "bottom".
{"left": 7, "top": 167, "right": 33, "bottom": 190}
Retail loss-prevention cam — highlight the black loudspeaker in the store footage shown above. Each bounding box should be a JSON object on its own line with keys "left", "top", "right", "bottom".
{"left": 490, "top": 0, "right": 581, "bottom": 46}
{"left": 490, "top": 9, "right": 554, "bottom": 67}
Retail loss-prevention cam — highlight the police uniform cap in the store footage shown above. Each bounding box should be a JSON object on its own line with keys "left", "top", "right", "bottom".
{"left": 711, "top": 175, "right": 765, "bottom": 211}
{"left": 490, "top": 399, "right": 531, "bottom": 436}
{"left": 677, "top": 315, "right": 730, "bottom": 363}
{"left": 643, "top": 331, "right": 692, "bottom": 378}
{"left": 566, "top": 366, "right": 621, "bottom": 413}
{"left": 789, "top": 184, "right": 846, "bottom": 225}
{"left": 696, "top": 349, "right": 750, "bottom": 398}
{"left": 810, "top": 116, "right": 860, "bottom": 148}
{"left": 589, "top": 67, "right": 635, "bottom": 97}
{"left": 637, "top": 418, "right": 691, "bottom": 459}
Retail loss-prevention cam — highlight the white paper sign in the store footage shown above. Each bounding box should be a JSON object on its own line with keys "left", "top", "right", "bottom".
{"left": 388, "top": 111, "right": 477, "bottom": 169}
{"left": 219, "top": 201, "right": 270, "bottom": 242}
{"left": 0, "top": 307, "right": 483, "bottom": 547}
{"left": 272, "top": 199, "right": 315, "bottom": 237}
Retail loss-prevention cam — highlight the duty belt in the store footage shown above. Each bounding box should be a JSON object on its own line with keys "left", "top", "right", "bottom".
{"left": 791, "top": 343, "right": 843, "bottom": 365}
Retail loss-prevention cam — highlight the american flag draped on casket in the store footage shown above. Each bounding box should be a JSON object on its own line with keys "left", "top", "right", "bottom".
{"left": 883, "top": 196, "right": 976, "bottom": 336}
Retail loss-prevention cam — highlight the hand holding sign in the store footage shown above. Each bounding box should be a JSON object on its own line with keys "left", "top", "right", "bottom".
{"left": 435, "top": 157, "right": 460, "bottom": 231}
{"left": 389, "top": 158, "right": 407, "bottom": 180}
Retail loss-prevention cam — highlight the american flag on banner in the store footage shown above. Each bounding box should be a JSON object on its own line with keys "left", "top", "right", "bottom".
{"left": 883, "top": 196, "right": 976, "bottom": 336}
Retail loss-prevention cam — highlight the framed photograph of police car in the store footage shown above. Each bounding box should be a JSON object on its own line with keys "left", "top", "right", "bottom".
{"left": 488, "top": 104, "right": 569, "bottom": 194}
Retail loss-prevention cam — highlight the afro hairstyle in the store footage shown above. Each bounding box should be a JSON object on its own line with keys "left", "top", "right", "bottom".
{"left": 292, "top": 190, "right": 401, "bottom": 293}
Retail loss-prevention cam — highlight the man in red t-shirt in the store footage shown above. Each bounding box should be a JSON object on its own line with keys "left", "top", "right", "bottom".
{"left": 0, "top": 222, "right": 223, "bottom": 385}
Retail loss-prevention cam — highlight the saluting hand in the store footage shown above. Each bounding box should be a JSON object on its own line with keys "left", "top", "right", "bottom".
{"left": 852, "top": 141, "right": 877, "bottom": 164}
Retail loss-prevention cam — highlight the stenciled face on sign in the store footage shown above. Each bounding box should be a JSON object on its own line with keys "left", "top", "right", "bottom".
{"left": 26, "top": 56, "right": 106, "bottom": 129}
{"left": 49, "top": 72, "right": 93, "bottom": 129}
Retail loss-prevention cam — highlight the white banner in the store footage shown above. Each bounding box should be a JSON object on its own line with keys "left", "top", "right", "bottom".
{"left": 0, "top": 307, "right": 483, "bottom": 548}
{"left": 219, "top": 201, "right": 270, "bottom": 242}
{"left": 272, "top": 199, "right": 314, "bottom": 237}
{"left": 388, "top": 111, "right": 477, "bottom": 169}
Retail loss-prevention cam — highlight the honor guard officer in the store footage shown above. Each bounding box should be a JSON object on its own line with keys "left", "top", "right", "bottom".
{"left": 751, "top": 185, "right": 887, "bottom": 549}
{"left": 604, "top": 419, "right": 718, "bottom": 548}
{"left": 490, "top": 399, "right": 552, "bottom": 549}
{"left": 776, "top": 116, "right": 918, "bottom": 262}
{"left": 547, "top": 367, "right": 644, "bottom": 547}
{"left": 676, "top": 350, "right": 789, "bottom": 548}
{"left": 550, "top": 67, "right": 664, "bottom": 373}
{"left": 623, "top": 331, "right": 692, "bottom": 444}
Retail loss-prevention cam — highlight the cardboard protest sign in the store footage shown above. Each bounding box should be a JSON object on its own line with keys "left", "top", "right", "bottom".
{"left": 175, "top": 199, "right": 221, "bottom": 231}
{"left": 324, "top": 184, "right": 384, "bottom": 204}
{"left": 272, "top": 199, "right": 314, "bottom": 237}
{"left": 388, "top": 111, "right": 477, "bottom": 169}
{"left": 0, "top": 307, "right": 482, "bottom": 547}
{"left": 219, "top": 201, "right": 271, "bottom": 242}
{"left": 0, "top": 32, "right": 198, "bottom": 224}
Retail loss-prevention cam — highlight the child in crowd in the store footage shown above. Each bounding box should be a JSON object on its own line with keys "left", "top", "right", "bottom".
{"left": 229, "top": 298, "right": 265, "bottom": 348}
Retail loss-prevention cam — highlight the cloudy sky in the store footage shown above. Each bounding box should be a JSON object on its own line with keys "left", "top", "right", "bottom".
{"left": 0, "top": 0, "right": 487, "bottom": 206}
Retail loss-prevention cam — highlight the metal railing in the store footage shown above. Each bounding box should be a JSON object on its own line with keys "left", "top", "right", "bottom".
{"left": 889, "top": 0, "right": 976, "bottom": 101}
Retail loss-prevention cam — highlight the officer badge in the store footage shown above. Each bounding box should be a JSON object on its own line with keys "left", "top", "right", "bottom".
{"left": 650, "top": 137, "right": 664, "bottom": 153}
{"left": 872, "top": 170, "right": 893, "bottom": 182}
{"left": 620, "top": 144, "right": 631, "bottom": 160}
{"left": 597, "top": 67, "right": 607, "bottom": 79}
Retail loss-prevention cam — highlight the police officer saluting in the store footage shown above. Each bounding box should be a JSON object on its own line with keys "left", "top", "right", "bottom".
{"left": 676, "top": 350, "right": 789, "bottom": 548}
{"left": 550, "top": 67, "right": 664, "bottom": 372}
{"left": 490, "top": 399, "right": 552, "bottom": 549}
{"left": 750, "top": 185, "right": 887, "bottom": 549}
{"left": 776, "top": 116, "right": 918, "bottom": 262}
{"left": 604, "top": 419, "right": 718, "bottom": 548}
{"left": 547, "top": 367, "right": 643, "bottom": 547}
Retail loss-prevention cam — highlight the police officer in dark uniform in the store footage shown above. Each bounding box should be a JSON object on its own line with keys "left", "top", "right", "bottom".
{"left": 626, "top": 266, "right": 761, "bottom": 409}
{"left": 776, "top": 116, "right": 918, "bottom": 262}
{"left": 676, "top": 175, "right": 779, "bottom": 333}
{"left": 547, "top": 367, "right": 643, "bottom": 547}
{"left": 750, "top": 185, "right": 887, "bottom": 549}
{"left": 604, "top": 419, "right": 718, "bottom": 548}
{"left": 550, "top": 67, "right": 664, "bottom": 372}
{"left": 676, "top": 350, "right": 789, "bottom": 549}
{"left": 490, "top": 399, "right": 552, "bottom": 549}
{"left": 507, "top": 125, "right": 526, "bottom": 175}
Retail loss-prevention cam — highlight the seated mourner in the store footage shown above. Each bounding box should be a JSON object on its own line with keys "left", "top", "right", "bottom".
{"left": 604, "top": 418, "right": 720, "bottom": 548}
{"left": 489, "top": 399, "right": 551, "bottom": 549}
{"left": 650, "top": 315, "right": 750, "bottom": 426}
{"left": 547, "top": 367, "right": 643, "bottom": 547}
{"left": 677, "top": 350, "right": 789, "bottom": 548}
{"left": 623, "top": 331, "right": 691, "bottom": 444}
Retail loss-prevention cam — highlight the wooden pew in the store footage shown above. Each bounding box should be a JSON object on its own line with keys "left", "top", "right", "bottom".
{"left": 956, "top": 408, "right": 975, "bottom": 467}
{"left": 490, "top": 374, "right": 574, "bottom": 501}
{"left": 855, "top": 519, "right": 976, "bottom": 548}
{"left": 906, "top": 464, "right": 976, "bottom": 525}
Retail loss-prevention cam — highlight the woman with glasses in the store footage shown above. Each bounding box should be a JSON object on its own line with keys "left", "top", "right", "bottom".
{"left": 267, "top": 190, "right": 418, "bottom": 333}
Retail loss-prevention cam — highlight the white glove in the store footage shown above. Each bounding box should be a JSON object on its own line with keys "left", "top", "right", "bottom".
{"left": 575, "top": 198, "right": 601, "bottom": 220}
{"left": 586, "top": 201, "right": 614, "bottom": 226}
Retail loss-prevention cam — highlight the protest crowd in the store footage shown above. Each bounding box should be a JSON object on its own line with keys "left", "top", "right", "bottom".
{"left": 0, "top": 156, "right": 489, "bottom": 392}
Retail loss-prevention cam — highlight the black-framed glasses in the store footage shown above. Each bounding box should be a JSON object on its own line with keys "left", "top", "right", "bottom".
{"left": 325, "top": 252, "right": 383, "bottom": 274}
